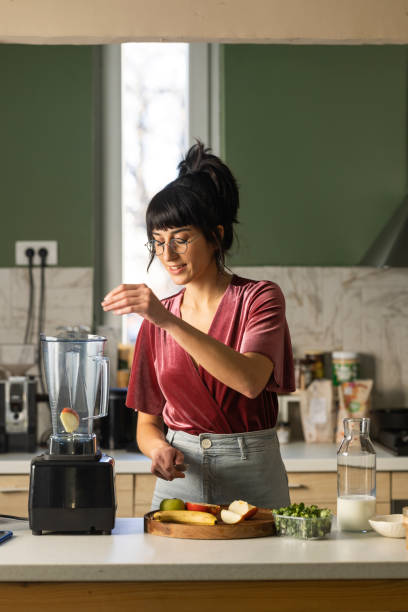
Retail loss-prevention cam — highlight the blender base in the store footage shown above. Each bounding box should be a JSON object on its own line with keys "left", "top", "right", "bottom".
{"left": 28, "top": 452, "right": 116, "bottom": 535}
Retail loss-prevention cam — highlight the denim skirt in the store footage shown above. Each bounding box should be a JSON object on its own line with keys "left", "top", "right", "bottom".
{"left": 150, "top": 427, "right": 290, "bottom": 511}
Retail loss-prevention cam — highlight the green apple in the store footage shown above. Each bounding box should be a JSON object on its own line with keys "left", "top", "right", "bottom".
{"left": 159, "top": 498, "right": 185, "bottom": 511}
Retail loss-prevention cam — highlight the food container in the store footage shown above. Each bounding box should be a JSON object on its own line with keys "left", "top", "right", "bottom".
{"left": 332, "top": 351, "right": 359, "bottom": 386}
{"left": 272, "top": 513, "right": 332, "bottom": 540}
{"left": 368, "top": 515, "right": 405, "bottom": 538}
{"left": 305, "top": 351, "right": 325, "bottom": 380}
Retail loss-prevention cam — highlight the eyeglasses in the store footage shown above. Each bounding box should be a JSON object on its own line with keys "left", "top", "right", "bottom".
{"left": 145, "top": 235, "right": 200, "bottom": 256}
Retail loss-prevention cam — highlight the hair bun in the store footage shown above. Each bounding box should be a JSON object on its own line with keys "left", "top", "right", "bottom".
{"left": 177, "top": 140, "right": 239, "bottom": 228}
{"left": 177, "top": 140, "right": 217, "bottom": 180}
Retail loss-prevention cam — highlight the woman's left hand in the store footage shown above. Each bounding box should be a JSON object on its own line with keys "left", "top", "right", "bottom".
{"left": 101, "top": 284, "right": 171, "bottom": 328}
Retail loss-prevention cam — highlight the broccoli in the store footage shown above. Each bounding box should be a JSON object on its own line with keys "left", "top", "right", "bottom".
{"left": 272, "top": 503, "right": 332, "bottom": 539}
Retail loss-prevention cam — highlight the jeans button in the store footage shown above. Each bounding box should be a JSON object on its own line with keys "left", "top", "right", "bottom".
{"left": 201, "top": 438, "right": 212, "bottom": 449}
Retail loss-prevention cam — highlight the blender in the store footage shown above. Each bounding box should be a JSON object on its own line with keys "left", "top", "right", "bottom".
{"left": 28, "top": 331, "right": 116, "bottom": 535}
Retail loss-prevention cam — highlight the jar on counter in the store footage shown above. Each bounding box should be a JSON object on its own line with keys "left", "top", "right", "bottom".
{"left": 332, "top": 351, "right": 359, "bottom": 386}
{"left": 299, "top": 357, "right": 313, "bottom": 389}
{"left": 337, "top": 417, "right": 376, "bottom": 532}
{"left": 305, "top": 351, "right": 325, "bottom": 380}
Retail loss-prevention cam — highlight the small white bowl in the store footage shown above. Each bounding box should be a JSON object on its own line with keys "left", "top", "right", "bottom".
{"left": 368, "top": 515, "right": 406, "bottom": 538}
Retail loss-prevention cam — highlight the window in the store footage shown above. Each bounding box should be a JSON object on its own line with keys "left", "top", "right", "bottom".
{"left": 121, "top": 43, "right": 189, "bottom": 343}
{"left": 99, "top": 43, "right": 220, "bottom": 343}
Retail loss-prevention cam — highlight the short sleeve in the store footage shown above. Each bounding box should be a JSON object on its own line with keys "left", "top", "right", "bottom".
{"left": 240, "top": 282, "right": 295, "bottom": 393}
{"left": 126, "top": 319, "right": 166, "bottom": 415}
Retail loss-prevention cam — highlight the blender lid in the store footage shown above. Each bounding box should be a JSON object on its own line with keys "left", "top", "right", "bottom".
{"left": 41, "top": 332, "right": 107, "bottom": 342}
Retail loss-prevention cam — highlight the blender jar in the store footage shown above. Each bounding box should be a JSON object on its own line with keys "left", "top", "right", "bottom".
{"left": 337, "top": 417, "right": 376, "bottom": 531}
{"left": 41, "top": 331, "right": 109, "bottom": 456}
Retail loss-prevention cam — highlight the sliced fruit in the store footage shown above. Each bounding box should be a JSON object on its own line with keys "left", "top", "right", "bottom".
{"left": 152, "top": 510, "right": 217, "bottom": 526}
{"left": 185, "top": 502, "right": 221, "bottom": 515}
{"left": 228, "top": 500, "right": 258, "bottom": 520}
{"left": 60, "top": 407, "right": 80, "bottom": 433}
{"left": 220, "top": 509, "right": 244, "bottom": 524}
{"left": 159, "top": 498, "right": 185, "bottom": 511}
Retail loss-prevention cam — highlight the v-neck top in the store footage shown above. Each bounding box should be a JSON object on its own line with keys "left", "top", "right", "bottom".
{"left": 126, "top": 274, "right": 295, "bottom": 435}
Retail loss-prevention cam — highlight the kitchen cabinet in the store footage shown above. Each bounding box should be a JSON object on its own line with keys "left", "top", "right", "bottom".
{"left": 116, "top": 474, "right": 134, "bottom": 517}
{"left": 0, "top": 475, "right": 30, "bottom": 517}
{"left": 392, "top": 472, "right": 408, "bottom": 499}
{"left": 0, "top": 471, "right": 395, "bottom": 518}
{"left": 134, "top": 474, "right": 156, "bottom": 516}
{"left": 287, "top": 471, "right": 391, "bottom": 514}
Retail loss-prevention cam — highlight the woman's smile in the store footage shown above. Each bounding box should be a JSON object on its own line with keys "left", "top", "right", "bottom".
{"left": 168, "top": 263, "right": 187, "bottom": 275}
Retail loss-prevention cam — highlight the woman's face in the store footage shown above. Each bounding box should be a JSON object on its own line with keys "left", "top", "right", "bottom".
{"left": 151, "top": 225, "right": 217, "bottom": 285}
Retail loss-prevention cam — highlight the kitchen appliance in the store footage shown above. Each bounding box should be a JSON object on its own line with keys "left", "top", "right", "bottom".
{"left": 373, "top": 408, "right": 408, "bottom": 456}
{"left": 0, "top": 377, "right": 37, "bottom": 452}
{"left": 0, "top": 344, "right": 37, "bottom": 453}
{"left": 29, "top": 331, "right": 116, "bottom": 535}
{"left": 96, "top": 388, "right": 138, "bottom": 451}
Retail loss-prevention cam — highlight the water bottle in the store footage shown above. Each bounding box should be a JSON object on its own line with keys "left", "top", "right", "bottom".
{"left": 337, "top": 417, "right": 376, "bottom": 532}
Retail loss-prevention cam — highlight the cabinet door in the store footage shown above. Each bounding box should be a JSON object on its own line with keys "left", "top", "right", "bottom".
{"left": 0, "top": 475, "right": 30, "bottom": 517}
{"left": 392, "top": 472, "right": 408, "bottom": 499}
{"left": 287, "top": 472, "right": 390, "bottom": 515}
{"left": 134, "top": 474, "right": 156, "bottom": 516}
{"left": 116, "top": 474, "right": 134, "bottom": 517}
{"left": 287, "top": 472, "right": 337, "bottom": 505}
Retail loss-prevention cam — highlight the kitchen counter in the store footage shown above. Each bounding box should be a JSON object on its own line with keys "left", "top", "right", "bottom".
{"left": 1, "top": 442, "right": 407, "bottom": 474}
{"left": 1, "top": 516, "right": 407, "bottom": 582}
{"left": 1, "top": 516, "right": 408, "bottom": 612}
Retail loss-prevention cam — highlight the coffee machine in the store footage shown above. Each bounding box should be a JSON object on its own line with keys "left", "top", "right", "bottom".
{"left": 29, "top": 331, "right": 116, "bottom": 535}
{"left": 0, "top": 377, "right": 37, "bottom": 452}
{"left": 0, "top": 344, "right": 37, "bottom": 453}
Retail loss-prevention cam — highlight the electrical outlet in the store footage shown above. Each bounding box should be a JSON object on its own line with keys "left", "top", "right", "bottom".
{"left": 15, "top": 241, "right": 58, "bottom": 266}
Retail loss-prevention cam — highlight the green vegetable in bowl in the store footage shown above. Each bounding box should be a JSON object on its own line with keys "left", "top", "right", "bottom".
{"left": 272, "top": 502, "right": 332, "bottom": 539}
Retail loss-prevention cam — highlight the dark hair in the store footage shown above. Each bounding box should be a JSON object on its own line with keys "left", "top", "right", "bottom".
{"left": 145, "top": 140, "right": 239, "bottom": 271}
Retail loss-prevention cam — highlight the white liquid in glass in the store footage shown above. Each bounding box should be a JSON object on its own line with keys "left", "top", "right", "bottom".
{"left": 337, "top": 495, "right": 376, "bottom": 531}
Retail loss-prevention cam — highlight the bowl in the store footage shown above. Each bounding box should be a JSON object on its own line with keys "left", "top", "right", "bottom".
{"left": 368, "top": 515, "right": 405, "bottom": 538}
{"left": 272, "top": 513, "right": 332, "bottom": 540}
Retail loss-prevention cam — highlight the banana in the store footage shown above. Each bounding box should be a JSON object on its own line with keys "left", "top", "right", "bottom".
{"left": 153, "top": 510, "right": 217, "bottom": 525}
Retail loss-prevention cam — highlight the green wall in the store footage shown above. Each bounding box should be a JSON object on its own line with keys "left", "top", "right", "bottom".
{"left": 1, "top": 44, "right": 407, "bottom": 268}
{"left": 0, "top": 45, "right": 96, "bottom": 267}
{"left": 222, "top": 45, "right": 408, "bottom": 266}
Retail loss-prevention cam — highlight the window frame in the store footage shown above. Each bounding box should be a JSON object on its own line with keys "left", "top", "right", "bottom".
{"left": 96, "top": 43, "right": 220, "bottom": 332}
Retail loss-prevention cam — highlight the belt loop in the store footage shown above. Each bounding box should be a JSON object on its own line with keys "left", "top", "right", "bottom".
{"left": 237, "top": 437, "right": 247, "bottom": 460}
{"left": 166, "top": 429, "right": 176, "bottom": 446}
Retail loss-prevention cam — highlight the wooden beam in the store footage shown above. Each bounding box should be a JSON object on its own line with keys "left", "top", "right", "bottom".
{"left": 0, "top": 0, "right": 408, "bottom": 45}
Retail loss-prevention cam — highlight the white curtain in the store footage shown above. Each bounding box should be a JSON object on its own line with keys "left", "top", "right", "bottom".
{"left": 0, "top": 0, "right": 407, "bottom": 45}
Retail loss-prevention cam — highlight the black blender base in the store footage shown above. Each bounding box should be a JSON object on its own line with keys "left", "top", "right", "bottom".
{"left": 29, "top": 453, "right": 116, "bottom": 535}
{"left": 31, "top": 509, "right": 114, "bottom": 535}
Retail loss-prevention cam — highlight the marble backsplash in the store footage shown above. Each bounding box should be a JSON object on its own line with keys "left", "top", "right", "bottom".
{"left": 0, "top": 266, "right": 93, "bottom": 356}
{"left": 0, "top": 265, "right": 407, "bottom": 410}
{"left": 233, "top": 266, "right": 408, "bottom": 409}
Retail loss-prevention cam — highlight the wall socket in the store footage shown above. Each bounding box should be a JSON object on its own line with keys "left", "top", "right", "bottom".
{"left": 15, "top": 241, "right": 58, "bottom": 266}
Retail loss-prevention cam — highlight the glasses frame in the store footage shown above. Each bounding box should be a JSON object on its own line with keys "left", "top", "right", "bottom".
{"left": 145, "top": 234, "right": 200, "bottom": 256}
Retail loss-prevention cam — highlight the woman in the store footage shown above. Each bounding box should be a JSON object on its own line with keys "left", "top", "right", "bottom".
{"left": 102, "top": 141, "right": 295, "bottom": 510}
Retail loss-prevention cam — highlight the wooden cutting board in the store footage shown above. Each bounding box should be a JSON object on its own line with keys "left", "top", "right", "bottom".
{"left": 144, "top": 507, "right": 275, "bottom": 539}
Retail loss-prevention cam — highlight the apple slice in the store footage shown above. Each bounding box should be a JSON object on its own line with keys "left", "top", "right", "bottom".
{"left": 220, "top": 509, "right": 244, "bottom": 524}
{"left": 185, "top": 502, "right": 221, "bottom": 515}
{"left": 228, "top": 500, "right": 258, "bottom": 520}
{"left": 60, "top": 407, "right": 80, "bottom": 433}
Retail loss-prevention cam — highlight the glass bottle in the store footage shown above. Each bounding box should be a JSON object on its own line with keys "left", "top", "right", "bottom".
{"left": 337, "top": 417, "right": 376, "bottom": 532}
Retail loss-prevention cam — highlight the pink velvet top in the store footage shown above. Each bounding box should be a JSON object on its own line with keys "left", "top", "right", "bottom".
{"left": 126, "top": 274, "right": 295, "bottom": 435}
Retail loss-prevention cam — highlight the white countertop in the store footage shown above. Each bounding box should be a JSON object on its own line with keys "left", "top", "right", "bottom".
{"left": 0, "top": 517, "right": 407, "bottom": 582}
{"left": 1, "top": 442, "right": 407, "bottom": 474}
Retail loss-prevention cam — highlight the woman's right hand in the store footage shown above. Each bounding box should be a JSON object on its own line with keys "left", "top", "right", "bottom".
{"left": 150, "top": 444, "right": 186, "bottom": 481}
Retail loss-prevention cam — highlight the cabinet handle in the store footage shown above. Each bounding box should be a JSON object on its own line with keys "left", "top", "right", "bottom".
{"left": 0, "top": 488, "right": 29, "bottom": 493}
{"left": 288, "top": 483, "right": 308, "bottom": 489}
